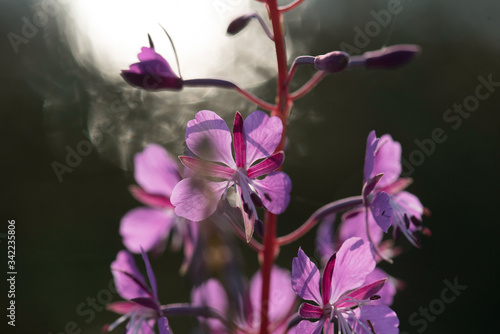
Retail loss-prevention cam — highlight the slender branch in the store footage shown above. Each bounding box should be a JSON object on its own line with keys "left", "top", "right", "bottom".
{"left": 279, "top": 0, "right": 307, "bottom": 12}
{"left": 289, "top": 70, "right": 327, "bottom": 100}
{"left": 277, "top": 196, "right": 363, "bottom": 246}
{"left": 183, "top": 79, "right": 276, "bottom": 111}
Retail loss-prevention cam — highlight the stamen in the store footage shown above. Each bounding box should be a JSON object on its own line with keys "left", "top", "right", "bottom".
{"left": 250, "top": 192, "right": 263, "bottom": 207}
{"left": 367, "top": 319, "right": 376, "bottom": 334}
{"left": 264, "top": 193, "right": 272, "bottom": 201}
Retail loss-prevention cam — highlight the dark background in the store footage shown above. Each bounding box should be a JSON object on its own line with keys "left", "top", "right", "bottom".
{"left": 1, "top": 0, "right": 498, "bottom": 333}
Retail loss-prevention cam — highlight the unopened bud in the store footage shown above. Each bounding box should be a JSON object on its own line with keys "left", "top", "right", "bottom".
{"left": 227, "top": 14, "right": 254, "bottom": 35}
{"left": 314, "top": 51, "right": 350, "bottom": 73}
{"left": 363, "top": 44, "right": 421, "bottom": 69}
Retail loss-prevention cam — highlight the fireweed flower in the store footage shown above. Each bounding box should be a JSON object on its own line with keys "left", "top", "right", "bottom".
{"left": 121, "top": 46, "right": 183, "bottom": 91}
{"left": 120, "top": 144, "right": 197, "bottom": 272}
{"left": 292, "top": 237, "right": 399, "bottom": 333}
{"left": 191, "top": 266, "right": 298, "bottom": 333}
{"left": 105, "top": 250, "right": 170, "bottom": 334}
{"left": 357, "top": 130, "right": 429, "bottom": 249}
{"left": 171, "top": 110, "right": 291, "bottom": 241}
{"left": 316, "top": 213, "right": 397, "bottom": 306}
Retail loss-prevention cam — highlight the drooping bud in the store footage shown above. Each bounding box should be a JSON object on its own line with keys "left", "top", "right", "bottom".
{"left": 227, "top": 14, "right": 255, "bottom": 35}
{"left": 314, "top": 51, "right": 350, "bottom": 73}
{"left": 363, "top": 44, "right": 421, "bottom": 69}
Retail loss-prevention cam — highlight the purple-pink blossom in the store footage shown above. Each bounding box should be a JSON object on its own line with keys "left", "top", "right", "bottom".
{"left": 360, "top": 130, "right": 429, "bottom": 248}
{"left": 291, "top": 237, "right": 399, "bottom": 333}
{"left": 191, "top": 266, "right": 297, "bottom": 333}
{"left": 171, "top": 110, "right": 291, "bottom": 241}
{"left": 121, "top": 47, "right": 183, "bottom": 91}
{"left": 105, "top": 250, "right": 170, "bottom": 334}
{"left": 120, "top": 144, "right": 197, "bottom": 272}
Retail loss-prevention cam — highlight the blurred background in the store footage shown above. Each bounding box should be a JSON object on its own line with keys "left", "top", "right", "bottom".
{"left": 0, "top": 0, "right": 498, "bottom": 333}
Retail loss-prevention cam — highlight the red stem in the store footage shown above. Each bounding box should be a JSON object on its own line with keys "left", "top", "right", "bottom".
{"left": 259, "top": 1, "right": 290, "bottom": 333}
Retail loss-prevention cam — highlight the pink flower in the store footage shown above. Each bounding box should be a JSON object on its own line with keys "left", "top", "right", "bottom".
{"left": 105, "top": 250, "right": 170, "bottom": 334}
{"left": 171, "top": 110, "right": 291, "bottom": 241}
{"left": 291, "top": 237, "right": 399, "bottom": 333}
{"left": 120, "top": 144, "right": 197, "bottom": 273}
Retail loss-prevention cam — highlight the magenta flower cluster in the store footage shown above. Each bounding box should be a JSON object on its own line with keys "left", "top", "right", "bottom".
{"left": 103, "top": 1, "right": 427, "bottom": 333}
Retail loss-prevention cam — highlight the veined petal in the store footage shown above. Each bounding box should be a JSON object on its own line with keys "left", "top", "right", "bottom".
{"left": 369, "top": 191, "right": 393, "bottom": 233}
{"left": 120, "top": 207, "right": 174, "bottom": 253}
{"left": 299, "top": 303, "right": 323, "bottom": 319}
{"left": 315, "top": 214, "right": 336, "bottom": 263}
{"left": 371, "top": 134, "right": 402, "bottom": 188}
{"left": 129, "top": 185, "right": 173, "bottom": 208}
{"left": 363, "top": 130, "right": 379, "bottom": 183}
{"left": 253, "top": 171, "right": 291, "bottom": 214}
{"left": 364, "top": 268, "right": 397, "bottom": 306}
{"left": 134, "top": 144, "right": 181, "bottom": 198}
{"left": 111, "top": 251, "right": 151, "bottom": 300}
{"left": 247, "top": 152, "right": 284, "bottom": 179}
{"left": 337, "top": 278, "right": 386, "bottom": 308}
{"left": 233, "top": 112, "right": 246, "bottom": 168}
{"left": 106, "top": 301, "right": 142, "bottom": 315}
{"left": 243, "top": 110, "right": 283, "bottom": 168}
{"left": 296, "top": 317, "right": 326, "bottom": 334}
{"left": 329, "top": 238, "right": 376, "bottom": 304}
{"left": 157, "top": 317, "right": 171, "bottom": 334}
{"left": 391, "top": 191, "right": 424, "bottom": 221}
{"left": 250, "top": 267, "right": 296, "bottom": 325}
{"left": 186, "top": 110, "right": 236, "bottom": 168}
{"left": 179, "top": 156, "right": 234, "bottom": 179}
{"left": 352, "top": 305, "right": 399, "bottom": 334}
{"left": 292, "top": 248, "right": 322, "bottom": 304}
{"left": 171, "top": 178, "right": 227, "bottom": 221}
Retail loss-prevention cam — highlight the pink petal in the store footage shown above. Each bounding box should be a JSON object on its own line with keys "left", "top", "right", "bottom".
{"left": 129, "top": 185, "right": 173, "bottom": 208}
{"left": 171, "top": 178, "right": 227, "bottom": 221}
{"left": 363, "top": 130, "right": 379, "bottom": 183}
{"left": 106, "top": 301, "right": 141, "bottom": 315}
{"left": 296, "top": 318, "right": 326, "bottom": 334}
{"left": 250, "top": 267, "right": 296, "bottom": 325}
{"left": 186, "top": 110, "right": 235, "bottom": 168}
{"left": 339, "top": 208, "right": 384, "bottom": 246}
{"left": 329, "top": 237, "right": 376, "bottom": 304}
{"left": 157, "top": 317, "right": 170, "bottom": 334}
{"left": 364, "top": 268, "right": 397, "bottom": 306}
{"left": 371, "top": 134, "right": 402, "bottom": 188}
{"left": 315, "top": 214, "right": 336, "bottom": 263}
{"left": 253, "top": 171, "right": 291, "bottom": 215}
{"left": 179, "top": 156, "right": 234, "bottom": 179}
{"left": 299, "top": 303, "right": 323, "bottom": 319}
{"left": 243, "top": 111, "right": 283, "bottom": 168}
{"left": 391, "top": 191, "right": 424, "bottom": 220}
{"left": 134, "top": 144, "right": 181, "bottom": 198}
{"left": 120, "top": 207, "right": 174, "bottom": 253}
{"left": 111, "top": 251, "right": 150, "bottom": 300}
{"left": 369, "top": 191, "right": 393, "bottom": 233}
{"left": 321, "top": 253, "right": 336, "bottom": 305}
{"left": 191, "top": 279, "right": 228, "bottom": 333}
{"left": 246, "top": 152, "right": 284, "bottom": 179}
{"left": 291, "top": 248, "right": 322, "bottom": 304}
{"left": 353, "top": 305, "right": 399, "bottom": 334}
{"left": 337, "top": 278, "right": 386, "bottom": 308}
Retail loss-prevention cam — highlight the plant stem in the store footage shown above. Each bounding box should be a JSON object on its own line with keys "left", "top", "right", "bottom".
{"left": 259, "top": 0, "right": 290, "bottom": 333}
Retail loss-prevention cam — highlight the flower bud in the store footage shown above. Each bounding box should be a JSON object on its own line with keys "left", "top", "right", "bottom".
{"left": 314, "top": 51, "right": 350, "bottom": 73}
{"left": 363, "top": 44, "right": 421, "bottom": 69}
{"left": 227, "top": 14, "right": 254, "bottom": 35}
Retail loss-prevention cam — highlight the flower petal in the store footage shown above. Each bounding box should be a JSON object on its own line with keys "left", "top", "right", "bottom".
{"left": 296, "top": 318, "right": 326, "bottom": 334}
{"left": 243, "top": 110, "right": 283, "bottom": 168}
{"left": 253, "top": 171, "right": 291, "bottom": 214}
{"left": 157, "top": 317, "right": 170, "bottom": 334}
{"left": 369, "top": 191, "right": 393, "bottom": 233}
{"left": 299, "top": 303, "right": 323, "bottom": 319}
{"left": 353, "top": 305, "right": 399, "bottom": 334}
{"left": 340, "top": 208, "right": 384, "bottom": 245}
{"left": 291, "top": 248, "right": 322, "bottom": 304}
{"left": 141, "top": 250, "right": 158, "bottom": 300}
{"left": 179, "top": 156, "right": 234, "bottom": 179}
{"left": 111, "top": 251, "right": 151, "bottom": 300}
{"left": 233, "top": 112, "right": 246, "bottom": 168}
{"left": 371, "top": 134, "right": 402, "bottom": 188}
{"left": 250, "top": 267, "right": 297, "bottom": 325}
{"left": 186, "top": 110, "right": 236, "bottom": 168}
{"left": 315, "top": 213, "right": 336, "bottom": 263}
{"left": 321, "top": 253, "right": 336, "bottom": 305}
{"left": 364, "top": 268, "right": 397, "bottom": 306}
{"left": 120, "top": 207, "right": 175, "bottom": 253}
{"left": 337, "top": 278, "right": 386, "bottom": 308}
{"left": 134, "top": 144, "right": 181, "bottom": 198}
{"left": 191, "top": 279, "right": 228, "bottom": 333}
{"left": 171, "top": 178, "right": 227, "bottom": 221}
{"left": 247, "top": 151, "right": 284, "bottom": 179}
{"left": 129, "top": 185, "right": 173, "bottom": 208}
{"left": 329, "top": 237, "right": 376, "bottom": 304}
{"left": 363, "top": 130, "right": 379, "bottom": 183}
